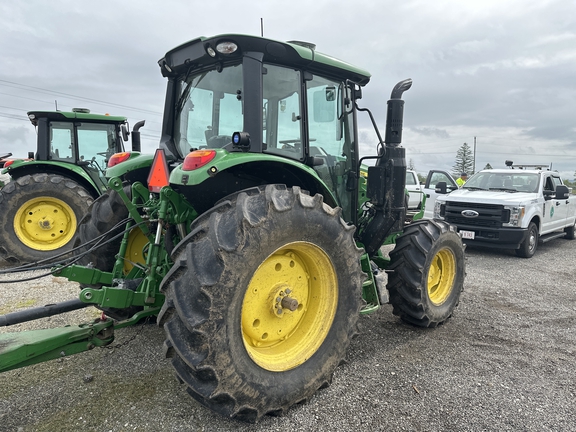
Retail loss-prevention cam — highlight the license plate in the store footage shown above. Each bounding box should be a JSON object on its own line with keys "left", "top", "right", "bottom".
{"left": 460, "top": 230, "right": 475, "bottom": 240}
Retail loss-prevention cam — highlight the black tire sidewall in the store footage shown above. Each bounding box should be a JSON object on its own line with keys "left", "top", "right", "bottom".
{"left": 163, "top": 186, "right": 364, "bottom": 418}
{"left": 421, "top": 229, "right": 466, "bottom": 321}
{"left": 387, "top": 220, "right": 465, "bottom": 327}
{"left": 517, "top": 222, "right": 538, "bottom": 258}
{"left": 220, "top": 204, "right": 359, "bottom": 397}
{"left": 0, "top": 174, "right": 92, "bottom": 262}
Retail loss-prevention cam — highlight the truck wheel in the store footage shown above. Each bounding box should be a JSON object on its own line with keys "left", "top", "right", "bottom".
{"left": 564, "top": 220, "right": 575, "bottom": 240}
{"left": 515, "top": 222, "right": 538, "bottom": 258}
{"left": 158, "top": 185, "right": 364, "bottom": 422}
{"left": 0, "top": 173, "right": 93, "bottom": 264}
{"left": 387, "top": 219, "right": 465, "bottom": 327}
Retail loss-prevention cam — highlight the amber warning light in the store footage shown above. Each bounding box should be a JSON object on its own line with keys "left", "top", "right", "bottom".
{"left": 147, "top": 149, "right": 170, "bottom": 193}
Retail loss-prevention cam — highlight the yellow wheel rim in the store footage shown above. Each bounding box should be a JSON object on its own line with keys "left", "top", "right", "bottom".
{"left": 123, "top": 227, "right": 149, "bottom": 273}
{"left": 14, "top": 196, "right": 77, "bottom": 251}
{"left": 241, "top": 241, "right": 338, "bottom": 372}
{"left": 427, "top": 247, "right": 456, "bottom": 305}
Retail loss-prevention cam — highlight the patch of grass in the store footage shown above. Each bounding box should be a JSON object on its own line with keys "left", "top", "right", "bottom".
{"left": 0, "top": 298, "right": 38, "bottom": 315}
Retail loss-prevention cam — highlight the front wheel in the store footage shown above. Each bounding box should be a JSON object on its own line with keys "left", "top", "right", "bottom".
{"left": 158, "top": 185, "right": 364, "bottom": 422}
{"left": 515, "top": 222, "right": 538, "bottom": 258}
{"left": 564, "top": 219, "right": 575, "bottom": 240}
{"left": 387, "top": 219, "right": 465, "bottom": 327}
{"left": 0, "top": 173, "right": 93, "bottom": 264}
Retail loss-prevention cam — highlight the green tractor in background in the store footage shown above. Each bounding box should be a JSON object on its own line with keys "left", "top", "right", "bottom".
{"left": 0, "top": 34, "right": 465, "bottom": 422}
{"left": 0, "top": 109, "right": 145, "bottom": 264}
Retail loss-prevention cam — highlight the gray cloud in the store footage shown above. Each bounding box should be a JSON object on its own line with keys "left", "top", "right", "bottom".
{"left": 1, "top": 0, "right": 574, "bottom": 179}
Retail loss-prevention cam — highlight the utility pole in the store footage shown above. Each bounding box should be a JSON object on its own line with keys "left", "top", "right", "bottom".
{"left": 473, "top": 136, "right": 476, "bottom": 174}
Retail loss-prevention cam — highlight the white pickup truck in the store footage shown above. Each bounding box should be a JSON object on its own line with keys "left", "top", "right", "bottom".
{"left": 428, "top": 164, "right": 576, "bottom": 258}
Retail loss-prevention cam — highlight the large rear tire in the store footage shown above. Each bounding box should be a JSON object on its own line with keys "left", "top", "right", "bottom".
{"left": 0, "top": 173, "right": 93, "bottom": 264}
{"left": 387, "top": 219, "right": 465, "bottom": 327}
{"left": 158, "top": 185, "right": 364, "bottom": 422}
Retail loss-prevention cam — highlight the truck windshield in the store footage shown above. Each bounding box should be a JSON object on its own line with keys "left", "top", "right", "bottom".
{"left": 464, "top": 172, "right": 540, "bottom": 193}
{"left": 174, "top": 64, "right": 244, "bottom": 157}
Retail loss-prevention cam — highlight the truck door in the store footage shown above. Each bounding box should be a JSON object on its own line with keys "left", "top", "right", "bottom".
{"left": 422, "top": 170, "right": 458, "bottom": 219}
{"left": 542, "top": 175, "right": 568, "bottom": 233}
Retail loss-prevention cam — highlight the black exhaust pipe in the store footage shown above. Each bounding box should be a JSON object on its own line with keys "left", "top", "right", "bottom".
{"left": 360, "top": 79, "right": 412, "bottom": 257}
{"left": 131, "top": 120, "right": 146, "bottom": 152}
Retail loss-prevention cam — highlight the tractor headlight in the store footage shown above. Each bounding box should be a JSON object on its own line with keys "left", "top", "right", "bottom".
{"left": 216, "top": 41, "right": 238, "bottom": 54}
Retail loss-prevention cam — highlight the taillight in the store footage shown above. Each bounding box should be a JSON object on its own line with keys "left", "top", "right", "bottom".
{"left": 182, "top": 150, "right": 216, "bottom": 171}
{"left": 3, "top": 160, "right": 14, "bottom": 168}
{"left": 107, "top": 152, "right": 131, "bottom": 167}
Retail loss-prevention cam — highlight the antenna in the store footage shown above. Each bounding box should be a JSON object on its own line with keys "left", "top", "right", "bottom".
{"left": 55, "top": 100, "right": 58, "bottom": 110}
{"left": 261, "top": 18, "right": 264, "bottom": 37}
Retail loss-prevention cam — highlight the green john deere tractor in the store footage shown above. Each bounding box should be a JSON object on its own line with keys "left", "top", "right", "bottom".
{"left": 0, "top": 109, "right": 145, "bottom": 264}
{"left": 0, "top": 34, "right": 465, "bottom": 423}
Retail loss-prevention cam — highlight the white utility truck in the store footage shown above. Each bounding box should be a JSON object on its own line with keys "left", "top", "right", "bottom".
{"left": 431, "top": 161, "right": 576, "bottom": 258}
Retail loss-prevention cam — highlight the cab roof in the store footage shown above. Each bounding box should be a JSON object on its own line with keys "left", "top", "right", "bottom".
{"left": 27, "top": 110, "right": 128, "bottom": 126}
{"left": 159, "top": 33, "right": 372, "bottom": 86}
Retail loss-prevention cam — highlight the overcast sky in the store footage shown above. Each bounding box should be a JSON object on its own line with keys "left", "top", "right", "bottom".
{"left": 1, "top": 0, "right": 574, "bottom": 179}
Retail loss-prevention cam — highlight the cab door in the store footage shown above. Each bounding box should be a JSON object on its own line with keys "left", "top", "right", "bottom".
{"left": 542, "top": 174, "right": 569, "bottom": 233}
{"left": 422, "top": 170, "right": 458, "bottom": 219}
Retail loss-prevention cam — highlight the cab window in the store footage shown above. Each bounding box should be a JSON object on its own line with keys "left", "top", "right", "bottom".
{"left": 307, "top": 75, "right": 356, "bottom": 219}
{"left": 49, "top": 122, "right": 74, "bottom": 161}
{"left": 262, "top": 64, "right": 303, "bottom": 160}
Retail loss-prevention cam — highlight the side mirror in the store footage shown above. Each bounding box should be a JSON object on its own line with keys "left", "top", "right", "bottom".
{"left": 555, "top": 185, "right": 569, "bottom": 200}
{"left": 435, "top": 181, "right": 448, "bottom": 194}
{"left": 121, "top": 124, "right": 129, "bottom": 142}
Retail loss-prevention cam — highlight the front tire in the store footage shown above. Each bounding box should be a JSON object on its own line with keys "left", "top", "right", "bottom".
{"left": 564, "top": 219, "right": 575, "bottom": 240}
{"left": 0, "top": 173, "right": 93, "bottom": 264}
{"left": 515, "top": 222, "right": 538, "bottom": 258}
{"left": 387, "top": 219, "right": 465, "bottom": 327}
{"left": 158, "top": 185, "right": 364, "bottom": 422}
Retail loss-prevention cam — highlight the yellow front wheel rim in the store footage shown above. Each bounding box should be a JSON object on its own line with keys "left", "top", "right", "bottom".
{"left": 14, "top": 196, "right": 77, "bottom": 251}
{"left": 241, "top": 241, "right": 338, "bottom": 372}
{"left": 427, "top": 247, "right": 456, "bottom": 305}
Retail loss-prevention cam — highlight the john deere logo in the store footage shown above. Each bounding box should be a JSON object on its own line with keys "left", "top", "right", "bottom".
{"left": 462, "top": 210, "right": 479, "bottom": 218}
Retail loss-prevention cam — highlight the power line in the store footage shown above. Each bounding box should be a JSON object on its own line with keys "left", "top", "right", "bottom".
{"left": 0, "top": 112, "right": 28, "bottom": 121}
{"left": 0, "top": 79, "right": 162, "bottom": 116}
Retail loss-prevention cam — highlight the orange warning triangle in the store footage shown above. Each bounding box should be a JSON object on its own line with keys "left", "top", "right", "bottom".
{"left": 147, "top": 149, "right": 170, "bottom": 193}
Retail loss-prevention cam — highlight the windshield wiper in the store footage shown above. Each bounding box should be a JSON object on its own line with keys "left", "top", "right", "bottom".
{"left": 463, "top": 186, "right": 486, "bottom": 191}
{"left": 488, "top": 187, "right": 517, "bottom": 193}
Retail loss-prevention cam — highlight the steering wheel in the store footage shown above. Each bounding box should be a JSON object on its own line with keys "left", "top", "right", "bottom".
{"left": 279, "top": 139, "right": 302, "bottom": 150}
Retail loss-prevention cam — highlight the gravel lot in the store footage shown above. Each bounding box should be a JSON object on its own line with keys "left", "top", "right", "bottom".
{"left": 1, "top": 238, "right": 575, "bottom": 432}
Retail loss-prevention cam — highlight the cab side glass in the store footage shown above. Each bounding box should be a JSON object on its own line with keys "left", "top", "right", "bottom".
{"left": 313, "top": 89, "right": 335, "bottom": 123}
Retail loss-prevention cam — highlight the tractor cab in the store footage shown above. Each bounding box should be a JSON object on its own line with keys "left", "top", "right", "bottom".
{"left": 26, "top": 109, "right": 130, "bottom": 188}
{"left": 156, "top": 35, "right": 374, "bottom": 223}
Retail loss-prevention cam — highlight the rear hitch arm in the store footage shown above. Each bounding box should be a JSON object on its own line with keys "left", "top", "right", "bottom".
{"left": 0, "top": 318, "right": 114, "bottom": 373}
